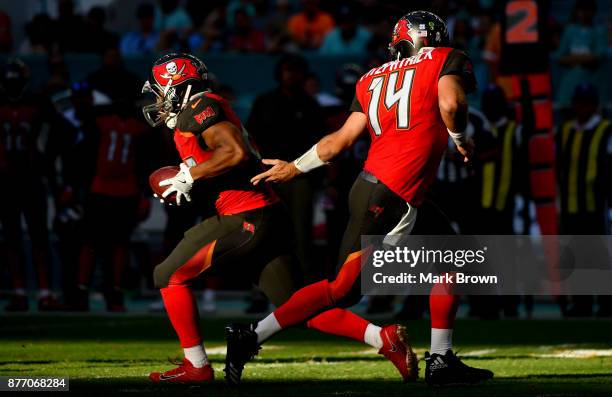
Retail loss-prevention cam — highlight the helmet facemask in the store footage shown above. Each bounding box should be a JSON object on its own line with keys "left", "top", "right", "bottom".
{"left": 141, "top": 80, "right": 192, "bottom": 128}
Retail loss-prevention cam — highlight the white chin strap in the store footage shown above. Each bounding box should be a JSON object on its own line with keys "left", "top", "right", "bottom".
{"left": 165, "top": 112, "right": 178, "bottom": 129}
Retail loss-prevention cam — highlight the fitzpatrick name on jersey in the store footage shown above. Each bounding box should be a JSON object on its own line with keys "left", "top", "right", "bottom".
{"left": 360, "top": 48, "right": 436, "bottom": 81}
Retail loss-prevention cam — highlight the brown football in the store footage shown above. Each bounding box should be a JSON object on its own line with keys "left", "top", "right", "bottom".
{"left": 149, "top": 165, "right": 180, "bottom": 204}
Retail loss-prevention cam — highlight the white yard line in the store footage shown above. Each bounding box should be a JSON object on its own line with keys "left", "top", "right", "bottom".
{"left": 535, "top": 349, "right": 612, "bottom": 358}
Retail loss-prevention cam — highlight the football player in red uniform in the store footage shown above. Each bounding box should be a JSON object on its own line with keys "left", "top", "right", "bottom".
{"left": 73, "top": 97, "right": 152, "bottom": 312}
{"left": 227, "top": 11, "right": 494, "bottom": 386}
{"left": 0, "top": 59, "right": 63, "bottom": 312}
{"left": 142, "top": 53, "right": 417, "bottom": 384}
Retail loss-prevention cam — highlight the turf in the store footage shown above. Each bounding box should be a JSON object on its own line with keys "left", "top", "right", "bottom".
{"left": 1, "top": 315, "right": 612, "bottom": 396}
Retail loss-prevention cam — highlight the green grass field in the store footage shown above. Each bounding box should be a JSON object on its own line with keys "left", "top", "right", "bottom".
{"left": 1, "top": 315, "right": 612, "bottom": 396}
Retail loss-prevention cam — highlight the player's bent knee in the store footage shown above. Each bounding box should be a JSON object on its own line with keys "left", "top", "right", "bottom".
{"left": 328, "top": 258, "right": 362, "bottom": 303}
{"left": 153, "top": 263, "right": 170, "bottom": 289}
{"left": 328, "top": 277, "right": 354, "bottom": 304}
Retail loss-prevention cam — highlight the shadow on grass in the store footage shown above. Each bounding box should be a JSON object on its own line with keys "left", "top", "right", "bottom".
{"left": 2, "top": 316, "right": 612, "bottom": 347}
{"left": 66, "top": 376, "right": 612, "bottom": 397}
{"left": 0, "top": 354, "right": 546, "bottom": 366}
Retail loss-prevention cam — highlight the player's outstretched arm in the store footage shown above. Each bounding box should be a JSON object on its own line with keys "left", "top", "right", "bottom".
{"left": 438, "top": 74, "right": 474, "bottom": 163}
{"left": 251, "top": 112, "right": 367, "bottom": 185}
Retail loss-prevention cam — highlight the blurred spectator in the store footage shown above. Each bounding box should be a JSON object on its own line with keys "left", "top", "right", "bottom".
{"left": 120, "top": 3, "right": 159, "bottom": 55}
{"left": 363, "top": 14, "right": 393, "bottom": 56}
{"left": 155, "top": 0, "right": 192, "bottom": 31}
{"left": 217, "top": 84, "right": 236, "bottom": 103}
{"left": 185, "top": 0, "right": 221, "bottom": 28}
{"left": 155, "top": 0, "right": 193, "bottom": 51}
{"left": 189, "top": 4, "right": 228, "bottom": 52}
{"left": 450, "top": 17, "right": 479, "bottom": 55}
{"left": 247, "top": 54, "right": 325, "bottom": 278}
{"left": 19, "top": 13, "right": 53, "bottom": 55}
{"left": 556, "top": 0, "right": 607, "bottom": 108}
{"left": 87, "top": 46, "right": 142, "bottom": 102}
{"left": 556, "top": 83, "right": 611, "bottom": 317}
{"left": 0, "top": 11, "right": 12, "bottom": 52}
{"left": 304, "top": 72, "right": 341, "bottom": 107}
{"left": 264, "top": 0, "right": 297, "bottom": 53}
{"left": 44, "top": 56, "right": 70, "bottom": 99}
{"left": 227, "top": 0, "right": 256, "bottom": 28}
{"left": 287, "top": 0, "right": 334, "bottom": 50}
{"left": 84, "top": 6, "right": 119, "bottom": 53}
{"left": 0, "top": 59, "right": 63, "bottom": 311}
{"left": 228, "top": 8, "right": 266, "bottom": 52}
{"left": 319, "top": 4, "right": 371, "bottom": 55}
{"left": 53, "top": 0, "right": 88, "bottom": 53}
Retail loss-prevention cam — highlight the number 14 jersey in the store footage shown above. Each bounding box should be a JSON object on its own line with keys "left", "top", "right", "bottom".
{"left": 351, "top": 47, "right": 475, "bottom": 206}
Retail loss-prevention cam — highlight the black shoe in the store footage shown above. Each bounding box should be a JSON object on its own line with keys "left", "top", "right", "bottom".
{"left": 224, "top": 323, "right": 260, "bottom": 386}
{"left": 64, "top": 287, "right": 89, "bottom": 311}
{"left": 104, "top": 289, "right": 126, "bottom": 312}
{"left": 425, "top": 350, "right": 493, "bottom": 386}
{"left": 564, "top": 305, "right": 593, "bottom": 317}
{"left": 38, "top": 295, "right": 64, "bottom": 311}
{"left": 5, "top": 295, "right": 29, "bottom": 312}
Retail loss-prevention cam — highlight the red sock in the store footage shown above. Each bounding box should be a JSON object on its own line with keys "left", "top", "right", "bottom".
{"left": 307, "top": 308, "right": 369, "bottom": 342}
{"left": 7, "top": 248, "right": 25, "bottom": 290}
{"left": 112, "top": 245, "right": 129, "bottom": 289}
{"left": 160, "top": 284, "right": 201, "bottom": 348}
{"left": 429, "top": 274, "right": 459, "bottom": 329}
{"left": 32, "top": 246, "right": 51, "bottom": 290}
{"left": 78, "top": 245, "right": 95, "bottom": 287}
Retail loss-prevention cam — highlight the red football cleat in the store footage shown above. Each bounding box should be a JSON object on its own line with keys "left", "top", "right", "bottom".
{"left": 378, "top": 324, "right": 418, "bottom": 382}
{"left": 149, "top": 358, "right": 214, "bottom": 384}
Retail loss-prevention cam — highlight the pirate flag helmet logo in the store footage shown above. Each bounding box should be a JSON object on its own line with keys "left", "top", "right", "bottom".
{"left": 141, "top": 53, "right": 208, "bottom": 128}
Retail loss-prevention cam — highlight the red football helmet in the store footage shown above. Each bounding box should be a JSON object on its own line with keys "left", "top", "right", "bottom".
{"left": 389, "top": 11, "right": 449, "bottom": 59}
{"left": 142, "top": 53, "right": 208, "bottom": 127}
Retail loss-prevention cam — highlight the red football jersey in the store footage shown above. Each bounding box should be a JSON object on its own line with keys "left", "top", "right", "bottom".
{"left": 0, "top": 97, "right": 48, "bottom": 172}
{"left": 174, "top": 92, "right": 278, "bottom": 215}
{"left": 91, "top": 115, "right": 148, "bottom": 196}
{"left": 352, "top": 47, "right": 474, "bottom": 206}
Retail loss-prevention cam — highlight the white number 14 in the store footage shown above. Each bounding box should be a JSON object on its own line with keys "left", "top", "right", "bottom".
{"left": 367, "top": 69, "right": 415, "bottom": 136}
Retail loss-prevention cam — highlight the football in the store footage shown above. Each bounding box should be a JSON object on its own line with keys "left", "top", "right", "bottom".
{"left": 149, "top": 165, "right": 180, "bottom": 204}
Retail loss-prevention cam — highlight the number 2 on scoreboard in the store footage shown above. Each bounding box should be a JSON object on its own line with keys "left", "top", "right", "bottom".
{"left": 367, "top": 69, "right": 415, "bottom": 136}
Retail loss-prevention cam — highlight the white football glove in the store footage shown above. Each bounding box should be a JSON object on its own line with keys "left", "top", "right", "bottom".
{"left": 159, "top": 163, "right": 194, "bottom": 206}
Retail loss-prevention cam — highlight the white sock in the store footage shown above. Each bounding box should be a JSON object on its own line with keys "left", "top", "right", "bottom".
{"left": 254, "top": 313, "right": 282, "bottom": 344}
{"left": 184, "top": 344, "right": 208, "bottom": 368}
{"left": 364, "top": 323, "right": 383, "bottom": 349}
{"left": 430, "top": 328, "right": 453, "bottom": 355}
